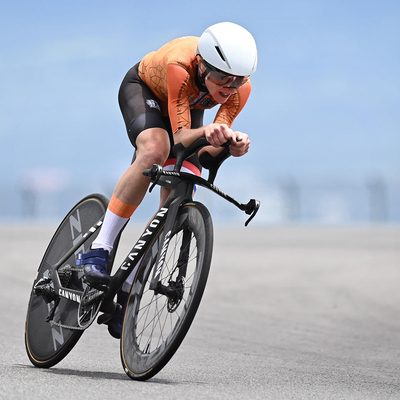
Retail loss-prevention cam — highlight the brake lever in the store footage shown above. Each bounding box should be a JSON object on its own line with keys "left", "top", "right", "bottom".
{"left": 146, "top": 164, "right": 163, "bottom": 193}
{"left": 243, "top": 199, "right": 261, "bottom": 227}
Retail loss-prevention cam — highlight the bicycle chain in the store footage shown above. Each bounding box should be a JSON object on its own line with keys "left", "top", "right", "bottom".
{"left": 50, "top": 320, "right": 87, "bottom": 331}
{"left": 59, "top": 265, "right": 84, "bottom": 273}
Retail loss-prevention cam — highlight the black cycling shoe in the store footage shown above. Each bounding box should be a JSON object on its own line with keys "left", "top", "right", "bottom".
{"left": 76, "top": 248, "right": 110, "bottom": 289}
{"left": 106, "top": 290, "right": 129, "bottom": 339}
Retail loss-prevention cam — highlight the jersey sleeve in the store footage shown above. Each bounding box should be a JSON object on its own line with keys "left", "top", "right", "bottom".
{"left": 213, "top": 81, "right": 252, "bottom": 128}
{"left": 166, "top": 63, "right": 192, "bottom": 133}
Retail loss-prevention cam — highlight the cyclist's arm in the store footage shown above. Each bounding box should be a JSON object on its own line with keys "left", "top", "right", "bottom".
{"left": 174, "top": 125, "right": 250, "bottom": 157}
{"left": 205, "top": 83, "right": 252, "bottom": 157}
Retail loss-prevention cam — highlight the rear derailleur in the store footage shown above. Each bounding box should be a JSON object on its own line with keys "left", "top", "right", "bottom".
{"left": 33, "top": 277, "right": 60, "bottom": 322}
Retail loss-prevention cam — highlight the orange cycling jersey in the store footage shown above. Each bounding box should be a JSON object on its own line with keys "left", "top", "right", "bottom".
{"left": 138, "top": 36, "right": 252, "bottom": 134}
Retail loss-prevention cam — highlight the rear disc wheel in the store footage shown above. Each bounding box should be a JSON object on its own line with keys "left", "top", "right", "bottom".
{"left": 25, "top": 194, "right": 108, "bottom": 368}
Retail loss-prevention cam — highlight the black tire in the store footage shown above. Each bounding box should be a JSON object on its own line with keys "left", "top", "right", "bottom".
{"left": 121, "top": 201, "right": 213, "bottom": 380}
{"left": 25, "top": 193, "right": 109, "bottom": 368}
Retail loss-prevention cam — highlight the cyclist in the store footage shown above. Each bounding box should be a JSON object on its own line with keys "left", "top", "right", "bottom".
{"left": 76, "top": 22, "right": 258, "bottom": 338}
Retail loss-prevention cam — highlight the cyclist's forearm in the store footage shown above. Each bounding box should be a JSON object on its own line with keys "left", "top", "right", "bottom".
{"left": 174, "top": 123, "right": 235, "bottom": 148}
{"left": 173, "top": 127, "right": 205, "bottom": 147}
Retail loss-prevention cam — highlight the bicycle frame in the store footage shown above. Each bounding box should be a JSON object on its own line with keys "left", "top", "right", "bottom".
{"left": 37, "top": 139, "right": 260, "bottom": 324}
{"left": 101, "top": 168, "right": 196, "bottom": 314}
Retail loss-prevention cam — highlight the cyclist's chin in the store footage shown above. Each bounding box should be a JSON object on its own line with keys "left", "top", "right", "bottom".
{"left": 212, "top": 91, "right": 231, "bottom": 104}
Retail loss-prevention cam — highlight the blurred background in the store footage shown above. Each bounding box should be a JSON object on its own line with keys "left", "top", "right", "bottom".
{"left": 1, "top": 0, "right": 399, "bottom": 225}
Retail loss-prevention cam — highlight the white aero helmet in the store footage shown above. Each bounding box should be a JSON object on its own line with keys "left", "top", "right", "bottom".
{"left": 197, "top": 22, "right": 258, "bottom": 78}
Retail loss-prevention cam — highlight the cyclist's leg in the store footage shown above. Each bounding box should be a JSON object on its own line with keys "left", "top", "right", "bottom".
{"left": 80, "top": 126, "right": 170, "bottom": 287}
{"left": 81, "top": 63, "right": 170, "bottom": 287}
{"left": 113, "top": 126, "right": 170, "bottom": 206}
{"left": 89, "top": 64, "right": 171, "bottom": 335}
{"left": 100, "top": 126, "right": 170, "bottom": 337}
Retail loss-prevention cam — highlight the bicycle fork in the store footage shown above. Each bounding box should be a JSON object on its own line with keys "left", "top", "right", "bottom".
{"left": 148, "top": 186, "right": 193, "bottom": 311}
{"left": 148, "top": 195, "right": 183, "bottom": 291}
{"left": 152, "top": 228, "right": 192, "bottom": 312}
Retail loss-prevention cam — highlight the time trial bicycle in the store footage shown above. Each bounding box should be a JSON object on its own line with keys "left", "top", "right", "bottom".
{"left": 24, "top": 137, "right": 260, "bottom": 381}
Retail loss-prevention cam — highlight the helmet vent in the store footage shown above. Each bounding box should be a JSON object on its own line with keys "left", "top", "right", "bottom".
{"left": 214, "top": 45, "right": 231, "bottom": 70}
{"left": 215, "top": 46, "right": 226, "bottom": 61}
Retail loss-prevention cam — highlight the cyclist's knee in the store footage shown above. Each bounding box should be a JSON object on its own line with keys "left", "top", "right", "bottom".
{"left": 136, "top": 128, "right": 170, "bottom": 167}
{"left": 139, "top": 150, "right": 168, "bottom": 168}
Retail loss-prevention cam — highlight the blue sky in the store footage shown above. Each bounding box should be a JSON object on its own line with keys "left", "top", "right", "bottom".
{"left": 1, "top": 0, "right": 399, "bottom": 192}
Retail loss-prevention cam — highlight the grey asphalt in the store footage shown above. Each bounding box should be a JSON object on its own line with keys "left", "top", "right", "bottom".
{"left": 1, "top": 224, "right": 400, "bottom": 400}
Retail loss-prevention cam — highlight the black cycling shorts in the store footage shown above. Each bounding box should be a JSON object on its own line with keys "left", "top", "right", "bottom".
{"left": 118, "top": 62, "right": 204, "bottom": 171}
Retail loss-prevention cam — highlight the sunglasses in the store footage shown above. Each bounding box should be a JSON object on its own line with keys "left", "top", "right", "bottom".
{"left": 200, "top": 57, "right": 250, "bottom": 89}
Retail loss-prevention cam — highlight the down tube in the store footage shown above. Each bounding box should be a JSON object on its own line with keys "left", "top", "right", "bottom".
{"left": 148, "top": 194, "right": 183, "bottom": 291}
{"left": 102, "top": 206, "right": 170, "bottom": 304}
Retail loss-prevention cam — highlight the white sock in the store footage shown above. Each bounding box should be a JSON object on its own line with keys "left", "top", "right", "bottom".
{"left": 92, "top": 209, "right": 129, "bottom": 252}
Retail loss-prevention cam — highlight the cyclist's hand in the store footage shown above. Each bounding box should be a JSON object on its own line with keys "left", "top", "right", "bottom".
{"left": 203, "top": 124, "right": 235, "bottom": 148}
{"left": 229, "top": 131, "right": 250, "bottom": 157}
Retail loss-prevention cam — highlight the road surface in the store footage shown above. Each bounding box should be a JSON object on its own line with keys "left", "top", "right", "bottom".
{"left": 1, "top": 224, "right": 399, "bottom": 399}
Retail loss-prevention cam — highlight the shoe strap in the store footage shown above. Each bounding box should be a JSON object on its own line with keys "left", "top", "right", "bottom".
{"left": 76, "top": 249, "right": 108, "bottom": 267}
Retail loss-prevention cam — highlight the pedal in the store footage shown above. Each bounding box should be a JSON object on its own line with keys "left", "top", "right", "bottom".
{"left": 97, "top": 303, "right": 122, "bottom": 325}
